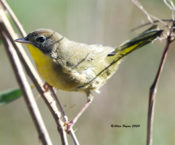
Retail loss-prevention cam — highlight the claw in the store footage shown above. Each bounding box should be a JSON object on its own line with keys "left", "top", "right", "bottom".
{"left": 43, "top": 82, "right": 51, "bottom": 92}
{"left": 64, "top": 120, "right": 74, "bottom": 133}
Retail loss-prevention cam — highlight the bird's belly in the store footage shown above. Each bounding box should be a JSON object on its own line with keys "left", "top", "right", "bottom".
{"left": 36, "top": 60, "right": 82, "bottom": 91}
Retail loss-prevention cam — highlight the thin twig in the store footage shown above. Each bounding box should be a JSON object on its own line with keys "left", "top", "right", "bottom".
{"left": 131, "top": 0, "right": 168, "bottom": 28}
{"left": 0, "top": 1, "right": 79, "bottom": 144}
{"left": 49, "top": 88, "right": 80, "bottom": 144}
{"left": 0, "top": 0, "right": 26, "bottom": 36}
{"left": 0, "top": 24, "right": 53, "bottom": 145}
{"left": 131, "top": 1, "right": 174, "bottom": 145}
{"left": 164, "top": 0, "right": 175, "bottom": 20}
{"left": 131, "top": 19, "right": 173, "bottom": 32}
{"left": 131, "top": 0, "right": 153, "bottom": 23}
{"left": 147, "top": 26, "right": 173, "bottom": 145}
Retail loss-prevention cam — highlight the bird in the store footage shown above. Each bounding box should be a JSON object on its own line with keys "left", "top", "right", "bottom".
{"left": 15, "top": 25, "right": 162, "bottom": 131}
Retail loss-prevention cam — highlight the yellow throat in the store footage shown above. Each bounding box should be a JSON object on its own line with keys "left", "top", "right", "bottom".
{"left": 26, "top": 44, "right": 82, "bottom": 91}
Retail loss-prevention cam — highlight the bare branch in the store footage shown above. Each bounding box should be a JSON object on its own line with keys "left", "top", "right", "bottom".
{"left": 131, "top": 0, "right": 153, "bottom": 23}
{"left": 163, "top": 0, "right": 175, "bottom": 20}
{"left": 48, "top": 86, "right": 79, "bottom": 144}
{"left": 131, "top": 0, "right": 168, "bottom": 26}
{"left": 0, "top": 0, "right": 26, "bottom": 36}
{"left": 131, "top": 19, "right": 173, "bottom": 32}
{"left": 0, "top": 6, "right": 69, "bottom": 145}
{"left": 147, "top": 23, "right": 174, "bottom": 145}
{"left": 131, "top": 1, "right": 175, "bottom": 145}
{"left": 0, "top": 1, "right": 79, "bottom": 144}
{"left": 0, "top": 23, "right": 53, "bottom": 145}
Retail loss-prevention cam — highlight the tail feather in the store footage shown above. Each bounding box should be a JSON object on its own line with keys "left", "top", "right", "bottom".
{"left": 108, "top": 25, "right": 163, "bottom": 58}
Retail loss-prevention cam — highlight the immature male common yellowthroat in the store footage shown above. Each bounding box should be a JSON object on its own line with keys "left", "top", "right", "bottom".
{"left": 15, "top": 26, "right": 162, "bottom": 130}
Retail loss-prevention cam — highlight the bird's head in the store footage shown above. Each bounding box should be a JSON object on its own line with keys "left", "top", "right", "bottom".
{"left": 15, "top": 29, "right": 64, "bottom": 54}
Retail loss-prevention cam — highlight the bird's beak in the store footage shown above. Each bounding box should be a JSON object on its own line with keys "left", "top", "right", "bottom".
{"left": 15, "top": 37, "right": 31, "bottom": 44}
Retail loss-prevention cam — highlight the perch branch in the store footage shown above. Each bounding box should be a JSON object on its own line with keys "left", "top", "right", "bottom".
{"left": 0, "top": 1, "right": 79, "bottom": 144}
{"left": 0, "top": 8, "right": 68, "bottom": 145}
{"left": 0, "top": 23, "right": 53, "bottom": 145}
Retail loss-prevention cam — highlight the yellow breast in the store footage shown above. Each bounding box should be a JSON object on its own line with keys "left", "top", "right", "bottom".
{"left": 26, "top": 44, "right": 81, "bottom": 91}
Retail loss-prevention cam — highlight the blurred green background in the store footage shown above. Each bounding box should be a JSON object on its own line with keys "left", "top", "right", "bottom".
{"left": 0, "top": 0, "right": 175, "bottom": 145}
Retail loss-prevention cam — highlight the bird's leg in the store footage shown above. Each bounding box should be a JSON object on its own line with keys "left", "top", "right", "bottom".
{"left": 65, "top": 91, "right": 94, "bottom": 133}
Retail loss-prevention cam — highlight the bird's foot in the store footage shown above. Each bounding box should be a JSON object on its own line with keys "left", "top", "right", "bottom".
{"left": 64, "top": 120, "right": 75, "bottom": 133}
{"left": 43, "top": 82, "right": 51, "bottom": 92}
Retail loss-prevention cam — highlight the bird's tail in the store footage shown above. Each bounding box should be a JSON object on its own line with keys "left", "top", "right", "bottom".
{"left": 79, "top": 25, "right": 163, "bottom": 89}
{"left": 108, "top": 25, "right": 163, "bottom": 60}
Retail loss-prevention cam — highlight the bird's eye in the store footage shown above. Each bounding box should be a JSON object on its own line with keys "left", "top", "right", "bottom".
{"left": 24, "top": 36, "right": 29, "bottom": 41}
{"left": 36, "top": 36, "right": 46, "bottom": 43}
